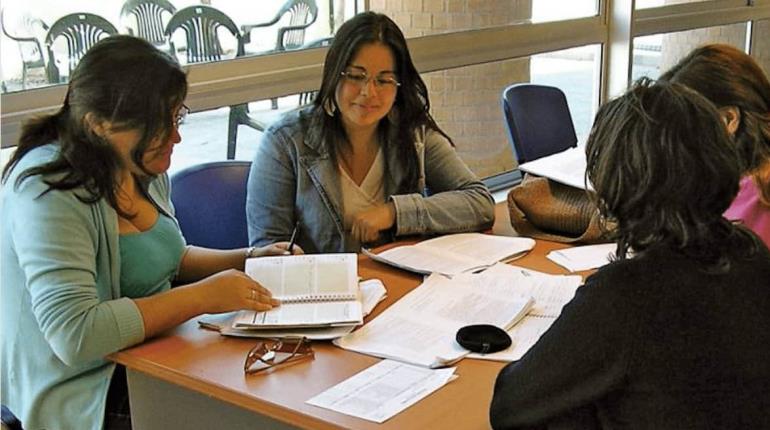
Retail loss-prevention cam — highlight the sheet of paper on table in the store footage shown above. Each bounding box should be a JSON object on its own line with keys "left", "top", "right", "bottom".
{"left": 547, "top": 243, "right": 616, "bottom": 272}
{"left": 466, "top": 263, "right": 583, "bottom": 362}
{"left": 306, "top": 359, "right": 457, "bottom": 423}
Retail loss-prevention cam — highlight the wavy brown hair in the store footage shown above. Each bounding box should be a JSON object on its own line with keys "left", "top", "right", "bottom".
{"left": 660, "top": 44, "right": 770, "bottom": 204}
{"left": 586, "top": 78, "right": 756, "bottom": 270}
{"left": 3, "top": 35, "right": 187, "bottom": 215}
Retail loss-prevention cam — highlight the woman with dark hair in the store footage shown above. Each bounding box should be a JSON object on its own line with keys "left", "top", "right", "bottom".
{"left": 489, "top": 79, "right": 770, "bottom": 429}
{"left": 246, "top": 12, "right": 494, "bottom": 253}
{"left": 660, "top": 44, "right": 770, "bottom": 247}
{"left": 1, "top": 36, "right": 291, "bottom": 430}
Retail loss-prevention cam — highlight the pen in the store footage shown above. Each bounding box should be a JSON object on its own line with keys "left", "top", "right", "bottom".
{"left": 287, "top": 221, "right": 300, "bottom": 255}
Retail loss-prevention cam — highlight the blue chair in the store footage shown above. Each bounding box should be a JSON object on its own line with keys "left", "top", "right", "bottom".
{"left": 501, "top": 83, "right": 578, "bottom": 164}
{"left": 170, "top": 161, "right": 251, "bottom": 249}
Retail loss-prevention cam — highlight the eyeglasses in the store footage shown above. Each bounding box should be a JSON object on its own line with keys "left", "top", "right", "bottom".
{"left": 341, "top": 70, "right": 401, "bottom": 91}
{"left": 174, "top": 104, "right": 190, "bottom": 128}
{"left": 243, "top": 337, "right": 314, "bottom": 374}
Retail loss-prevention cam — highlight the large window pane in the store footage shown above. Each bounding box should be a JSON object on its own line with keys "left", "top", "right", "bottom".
{"left": 632, "top": 22, "right": 748, "bottom": 80}
{"left": 0, "top": 0, "right": 345, "bottom": 93}
{"left": 421, "top": 44, "right": 598, "bottom": 179}
{"left": 753, "top": 19, "right": 770, "bottom": 76}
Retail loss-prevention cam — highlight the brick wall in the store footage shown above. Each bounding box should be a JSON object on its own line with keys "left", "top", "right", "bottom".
{"left": 369, "top": 0, "right": 532, "bottom": 177}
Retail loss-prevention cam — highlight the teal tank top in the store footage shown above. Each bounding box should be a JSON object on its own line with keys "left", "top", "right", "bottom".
{"left": 119, "top": 214, "right": 186, "bottom": 298}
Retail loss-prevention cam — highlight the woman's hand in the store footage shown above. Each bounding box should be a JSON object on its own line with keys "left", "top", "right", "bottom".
{"left": 250, "top": 241, "right": 305, "bottom": 257}
{"left": 198, "top": 269, "right": 279, "bottom": 313}
{"left": 350, "top": 202, "right": 396, "bottom": 244}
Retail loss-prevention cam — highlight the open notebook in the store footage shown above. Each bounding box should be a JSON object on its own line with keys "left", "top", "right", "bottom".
{"left": 363, "top": 233, "right": 535, "bottom": 276}
{"left": 233, "top": 254, "right": 363, "bottom": 329}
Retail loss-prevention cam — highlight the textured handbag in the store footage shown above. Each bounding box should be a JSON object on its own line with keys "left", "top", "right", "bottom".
{"left": 507, "top": 174, "right": 609, "bottom": 243}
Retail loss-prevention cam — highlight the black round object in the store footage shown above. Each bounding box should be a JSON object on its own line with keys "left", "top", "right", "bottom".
{"left": 455, "top": 324, "right": 512, "bottom": 354}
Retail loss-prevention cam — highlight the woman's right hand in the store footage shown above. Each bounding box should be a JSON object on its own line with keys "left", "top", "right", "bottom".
{"left": 198, "top": 269, "right": 279, "bottom": 314}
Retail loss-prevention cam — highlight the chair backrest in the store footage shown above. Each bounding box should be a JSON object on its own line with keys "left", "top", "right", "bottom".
{"left": 44, "top": 13, "right": 118, "bottom": 81}
{"left": 165, "top": 5, "right": 243, "bottom": 64}
{"left": 170, "top": 161, "right": 251, "bottom": 249}
{"left": 0, "top": 9, "right": 48, "bottom": 82}
{"left": 275, "top": 0, "right": 318, "bottom": 51}
{"left": 502, "top": 83, "right": 578, "bottom": 164}
{"left": 121, "top": 0, "right": 176, "bottom": 46}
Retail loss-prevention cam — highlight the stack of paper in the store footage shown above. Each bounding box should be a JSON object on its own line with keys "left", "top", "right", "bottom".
{"left": 198, "top": 279, "right": 387, "bottom": 340}
{"left": 363, "top": 233, "right": 536, "bottom": 276}
{"left": 547, "top": 243, "right": 616, "bottom": 272}
{"left": 334, "top": 270, "right": 534, "bottom": 368}
{"left": 466, "top": 263, "right": 583, "bottom": 362}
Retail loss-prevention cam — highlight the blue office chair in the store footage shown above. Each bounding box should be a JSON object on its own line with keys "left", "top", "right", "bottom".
{"left": 501, "top": 83, "right": 578, "bottom": 164}
{"left": 170, "top": 161, "right": 251, "bottom": 249}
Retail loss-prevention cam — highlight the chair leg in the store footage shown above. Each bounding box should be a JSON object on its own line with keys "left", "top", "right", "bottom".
{"left": 227, "top": 105, "right": 244, "bottom": 160}
{"left": 271, "top": 97, "right": 278, "bottom": 110}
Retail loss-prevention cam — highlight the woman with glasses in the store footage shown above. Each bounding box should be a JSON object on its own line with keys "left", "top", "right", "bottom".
{"left": 490, "top": 79, "right": 770, "bottom": 428}
{"left": 660, "top": 44, "right": 770, "bottom": 248}
{"left": 246, "top": 12, "right": 495, "bottom": 253}
{"left": 1, "top": 36, "right": 292, "bottom": 430}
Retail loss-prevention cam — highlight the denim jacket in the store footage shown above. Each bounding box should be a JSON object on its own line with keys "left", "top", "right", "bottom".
{"left": 246, "top": 108, "right": 495, "bottom": 253}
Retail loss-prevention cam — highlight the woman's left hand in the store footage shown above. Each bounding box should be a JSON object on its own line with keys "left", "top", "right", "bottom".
{"left": 350, "top": 202, "right": 396, "bottom": 244}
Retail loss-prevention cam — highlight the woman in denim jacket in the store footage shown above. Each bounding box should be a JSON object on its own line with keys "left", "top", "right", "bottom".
{"left": 246, "top": 12, "right": 495, "bottom": 253}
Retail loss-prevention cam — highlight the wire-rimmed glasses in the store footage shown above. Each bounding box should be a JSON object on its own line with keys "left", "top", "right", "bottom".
{"left": 340, "top": 69, "right": 401, "bottom": 91}
{"left": 243, "top": 337, "right": 314, "bottom": 374}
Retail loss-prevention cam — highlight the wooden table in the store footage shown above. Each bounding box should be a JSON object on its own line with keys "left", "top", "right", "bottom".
{"left": 110, "top": 205, "right": 585, "bottom": 430}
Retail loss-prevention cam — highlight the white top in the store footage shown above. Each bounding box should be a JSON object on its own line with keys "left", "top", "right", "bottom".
{"left": 339, "top": 148, "right": 386, "bottom": 249}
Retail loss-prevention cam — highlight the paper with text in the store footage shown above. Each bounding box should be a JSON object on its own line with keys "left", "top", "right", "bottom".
{"left": 234, "top": 254, "right": 361, "bottom": 328}
{"left": 334, "top": 271, "right": 534, "bottom": 368}
{"left": 467, "top": 264, "right": 582, "bottom": 361}
{"left": 365, "top": 233, "right": 535, "bottom": 276}
{"left": 306, "top": 359, "right": 456, "bottom": 423}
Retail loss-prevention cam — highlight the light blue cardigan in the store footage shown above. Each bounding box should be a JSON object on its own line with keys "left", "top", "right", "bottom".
{"left": 1, "top": 144, "right": 176, "bottom": 429}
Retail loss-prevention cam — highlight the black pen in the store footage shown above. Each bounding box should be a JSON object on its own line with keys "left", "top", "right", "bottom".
{"left": 287, "top": 222, "right": 300, "bottom": 255}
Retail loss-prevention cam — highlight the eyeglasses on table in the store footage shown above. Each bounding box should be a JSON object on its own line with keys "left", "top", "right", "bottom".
{"left": 244, "top": 336, "right": 314, "bottom": 375}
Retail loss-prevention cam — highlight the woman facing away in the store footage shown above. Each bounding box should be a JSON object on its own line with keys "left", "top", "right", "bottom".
{"left": 660, "top": 43, "right": 770, "bottom": 247}
{"left": 489, "top": 79, "right": 770, "bottom": 429}
{"left": 0, "top": 36, "right": 296, "bottom": 430}
{"left": 246, "top": 12, "right": 495, "bottom": 254}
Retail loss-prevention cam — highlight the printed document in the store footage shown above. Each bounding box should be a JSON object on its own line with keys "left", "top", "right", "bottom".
{"left": 306, "top": 359, "right": 456, "bottom": 423}
{"left": 467, "top": 264, "right": 582, "bottom": 361}
{"left": 334, "top": 270, "right": 534, "bottom": 368}
{"left": 518, "top": 146, "right": 592, "bottom": 190}
{"left": 364, "top": 233, "right": 535, "bottom": 276}
{"left": 233, "top": 254, "right": 362, "bottom": 328}
{"left": 547, "top": 243, "right": 616, "bottom": 272}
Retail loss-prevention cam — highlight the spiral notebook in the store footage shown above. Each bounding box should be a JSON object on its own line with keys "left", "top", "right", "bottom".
{"left": 233, "top": 253, "right": 363, "bottom": 329}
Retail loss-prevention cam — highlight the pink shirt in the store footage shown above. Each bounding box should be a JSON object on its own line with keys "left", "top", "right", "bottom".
{"left": 724, "top": 176, "right": 770, "bottom": 248}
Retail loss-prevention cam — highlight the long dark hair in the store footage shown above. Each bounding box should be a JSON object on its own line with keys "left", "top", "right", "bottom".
{"left": 660, "top": 44, "right": 770, "bottom": 204}
{"left": 2, "top": 35, "right": 187, "bottom": 215}
{"left": 311, "top": 12, "right": 450, "bottom": 193}
{"left": 585, "top": 78, "right": 755, "bottom": 270}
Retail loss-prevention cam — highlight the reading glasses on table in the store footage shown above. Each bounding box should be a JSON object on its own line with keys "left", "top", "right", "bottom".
{"left": 244, "top": 336, "right": 314, "bottom": 375}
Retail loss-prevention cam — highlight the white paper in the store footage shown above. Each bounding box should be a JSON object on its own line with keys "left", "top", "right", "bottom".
{"left": 306, "top": 359, "right": 456, "bottom": 423}
{"left": 518, "top": 146, "right": 592, "bottom": 190}
{"left": 334, "top": 272, "right": 534, "bottom": 368}
{"left": 547, "top": 243, "right": 616, "bottom": 272}
{"left": 365, "top": 233, "right": 536, "bottom": 276}
{"left": 468, "top": 264, "right": 582, "bottom": 362}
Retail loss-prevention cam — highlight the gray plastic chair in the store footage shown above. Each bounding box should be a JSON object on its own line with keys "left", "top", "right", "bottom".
{"left": 44, "top": 13, "right": 118, "bottom": 83}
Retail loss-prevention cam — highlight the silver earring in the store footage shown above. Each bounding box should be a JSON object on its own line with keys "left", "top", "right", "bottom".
{"left": 323, "top": 98, "right": 336, "bottom": 116}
